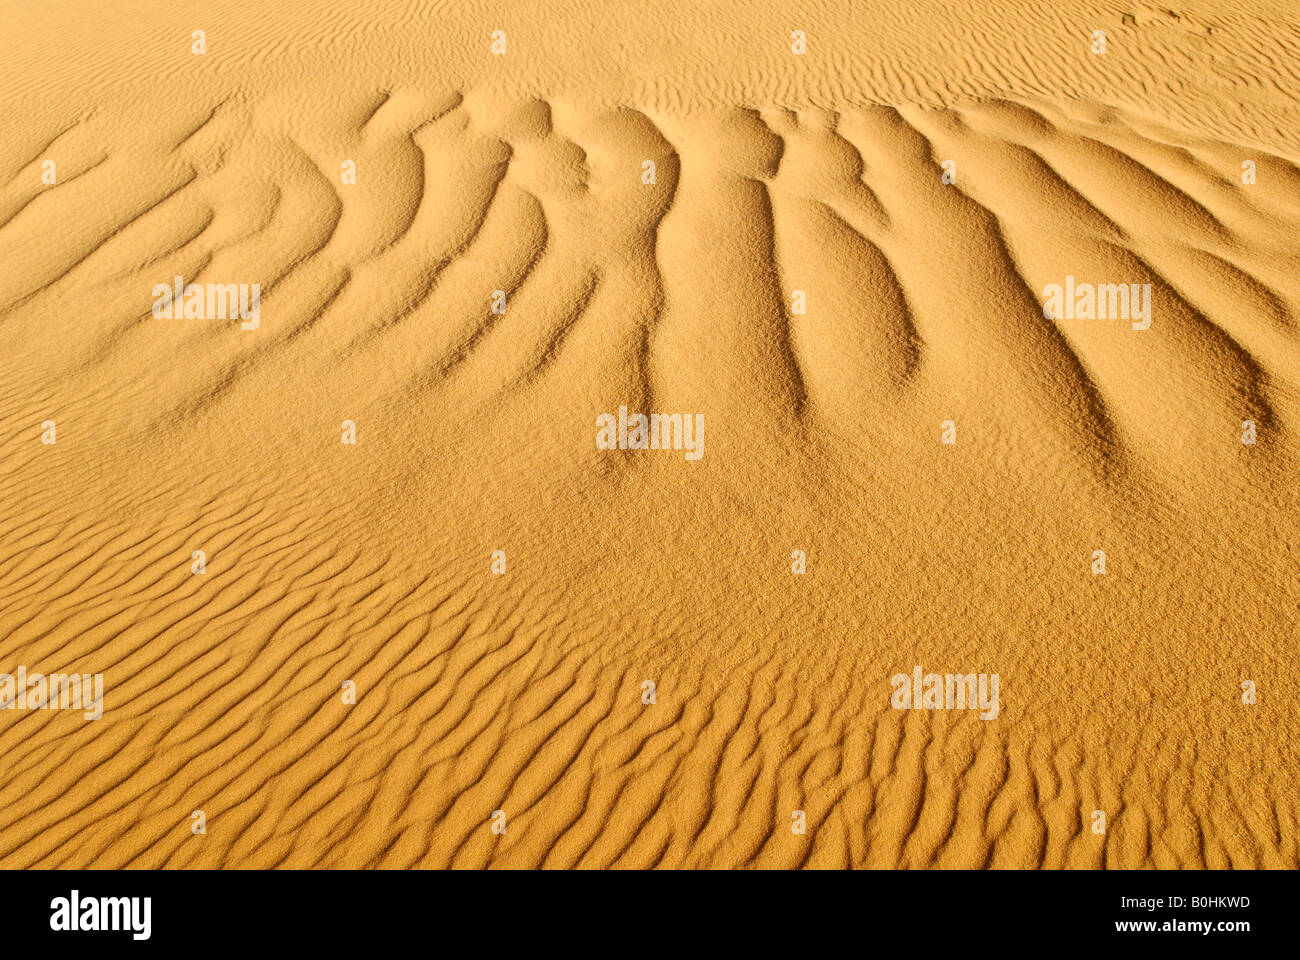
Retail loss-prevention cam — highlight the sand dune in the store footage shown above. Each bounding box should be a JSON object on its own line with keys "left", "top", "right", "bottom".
{"left": 1, "top": 0, "right": 1299, "bottom": 868}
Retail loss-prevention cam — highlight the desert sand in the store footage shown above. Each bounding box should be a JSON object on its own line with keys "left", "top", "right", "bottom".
{"left": 1, "top": 0, "right": 1298, "bottom": 868}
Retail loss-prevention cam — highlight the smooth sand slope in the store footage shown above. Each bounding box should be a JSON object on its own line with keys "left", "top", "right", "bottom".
{"left": 1, "top": 0, "right": 1299, "bottom": 867}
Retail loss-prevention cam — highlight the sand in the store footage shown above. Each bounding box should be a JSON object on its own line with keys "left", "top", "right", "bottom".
{"left": 1, "top": 0, "right": 1298, "bottom": 868}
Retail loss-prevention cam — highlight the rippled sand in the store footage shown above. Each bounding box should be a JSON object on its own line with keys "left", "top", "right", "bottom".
{"left": 2, "top": 0, "right": 1298, "bottom": 867}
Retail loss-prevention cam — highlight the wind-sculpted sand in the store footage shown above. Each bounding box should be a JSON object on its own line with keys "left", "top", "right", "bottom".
{"left": 1, "top": 0, "right": 1298, "bottom": 868}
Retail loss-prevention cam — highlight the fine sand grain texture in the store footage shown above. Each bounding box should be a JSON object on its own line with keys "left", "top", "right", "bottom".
{"left": 1, "top": 0, "right": 1299, "bottom": 868}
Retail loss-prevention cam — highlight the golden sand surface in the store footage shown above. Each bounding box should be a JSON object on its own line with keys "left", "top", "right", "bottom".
{"left": 1, "top": 0, "right": 1298, "bottom": 867}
